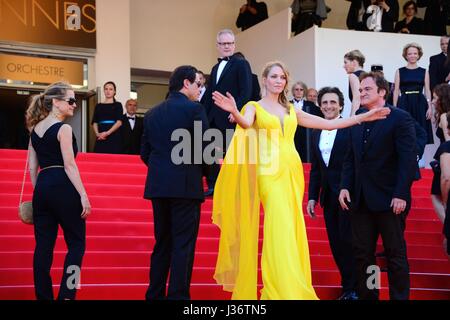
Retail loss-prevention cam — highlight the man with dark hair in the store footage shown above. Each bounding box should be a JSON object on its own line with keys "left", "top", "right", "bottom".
{"left": 307, "top": 87, "right": 357, "bottom": 300}
{"left": 201, "top": 29, "right": 253, "bottom": 196}
{"left": 339, "top": 72, "right": 416, "bottom": 300}
{"left": 141, "top": 65, "right": 209, "bottom": 300}
{"left": 429, "top": 36, "right": 449, "bottom": 92}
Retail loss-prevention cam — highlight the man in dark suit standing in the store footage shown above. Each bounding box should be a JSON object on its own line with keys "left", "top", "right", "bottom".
{"left": 429, "top": 36, "right": 449, "bottom": 92}
{"left": 121, "top": 99, "right": 143, "bottom": 155}
{"left": 307, "top": 87, "right": 357, "bottom": 300}
{"left": 201, "top": 29, "right": 253, "bottom": 196}
{"left": 339, "top": 72, "right": 416, "bottom": 300}
{"left": 141, "top": 65, "right": 209, "bottom": 300}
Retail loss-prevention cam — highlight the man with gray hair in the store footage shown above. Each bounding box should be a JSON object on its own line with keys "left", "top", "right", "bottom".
{"left": 201, "top": 29, "right": 253, "bottom": 196}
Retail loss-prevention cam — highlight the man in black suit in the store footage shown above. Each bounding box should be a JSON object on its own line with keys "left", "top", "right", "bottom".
{"left": 307, "top": 87, "right": 357, "bottom": 300}
{"left": 429, "top": 36, "right": 449, "bottom": 92}
{"left": 201, "top": 29, "right": 253, "bottom": 196}
{"left": 347, "top": 0, "right": 399, "bottom": 32}
{"left": 121, "top": 99, "right": 143, "bottom": 155}
{"left": 417, "top": 0, "right": 449, "bottom": 36}
{"left": 141, "top": 65, "right": 209, "bottom": 300}
{"left": 339, "top": 72, "right": 416, "bottom": 300}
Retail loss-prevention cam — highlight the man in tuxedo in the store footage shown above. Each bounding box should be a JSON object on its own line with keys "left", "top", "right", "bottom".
{"left": 121, "top": 99, "right": 143, "bottom": 155}
{"left": 141, "top": 65, "right": 209, "bottom": 300}
{"left": 339, "top": 72, "right": 416, "bottom": 300}
{"left": 307, "top": 87, "right": 357, "bottom": 300}
{"left": 429, "top": 36, "right": 449, "bottom": 92}
{"left": 347, "top": 0, "right": 399, "bottom": 32}
{"left": 201, "top": 29, "right": 253, "bottom": 196}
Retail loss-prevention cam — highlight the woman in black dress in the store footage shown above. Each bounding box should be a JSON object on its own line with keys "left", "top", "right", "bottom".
{"left": 393, "top": 43, "right": 433, "bottom": 148}
{"left": 25, "top": 82, "right": 91, "bottom": 300}
{"left": 343, "top": 49, "right": 365, "bottom": 116}
{"left": 394, "top": 1, "right": 424, "bottom": 35}
{"left": 435, "top": 114, "right": 450, "bottom": 256}
{"left": 430, "top": 84, "right": 450, "bottom": 227}
{"left": 91, "top": 81, "right": 123, "bottom": 154}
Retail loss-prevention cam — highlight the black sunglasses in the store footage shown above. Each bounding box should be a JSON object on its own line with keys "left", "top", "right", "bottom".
{"left": 62, "top": 97, "right": 77, "bottom": 105}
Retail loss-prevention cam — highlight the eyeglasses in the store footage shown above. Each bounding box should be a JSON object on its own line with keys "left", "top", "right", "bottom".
{"left": 194, "top": 81, "right": 202, "bottom": 88}
{"left": 217, "top": 42, "right": 235, "bottom": 47}
{"left": 62, "top": 97, "right": 77, "bottom": 105}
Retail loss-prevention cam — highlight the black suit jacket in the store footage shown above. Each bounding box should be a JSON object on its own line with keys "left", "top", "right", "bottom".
{"left": 429, "top": 52, "right": 448, "bottom": 91}
{"left": 201, "top": 56, "right": 253, "bottom": 131}
{"left": 340, "top": 106, "right": 417, "bottom": 212}
{"left": 121, "top": 114, "right": 143, "bottom": 155}
{"left": 417, "top": 0, "right": 448, "bottom": 36}
{"left": 141, "top": 92, "right": 210, "bottom": 201}
{"left": 309, "top": 127, "right": 351, "bottom": 207}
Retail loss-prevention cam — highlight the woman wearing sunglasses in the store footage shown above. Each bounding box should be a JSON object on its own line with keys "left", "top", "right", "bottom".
{"left": 91, "top": 81, "right": 124, "bottom": 154}
{"left": 25, "top": 81, "right": 91, "bottom": 300}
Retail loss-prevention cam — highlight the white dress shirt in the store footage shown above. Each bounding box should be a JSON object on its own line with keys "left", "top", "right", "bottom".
{"left": 126, "top": 113, "right": 136, "bottom": 130}
{"left": 292, "top": 99, "right": 304, "bottom": 111}
{"left": 318, "top": 116, "right": 339, "bottom": 167}
{"left": 216, "top": 60, "right": 228, "bottom": 84}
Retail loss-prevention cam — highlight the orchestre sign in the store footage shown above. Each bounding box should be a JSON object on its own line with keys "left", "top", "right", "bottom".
{"left": 0, "top": 0, "right": 96, "bottom": 49}
{"left": 0, "top": 53, "right": 84, "bottom": 85}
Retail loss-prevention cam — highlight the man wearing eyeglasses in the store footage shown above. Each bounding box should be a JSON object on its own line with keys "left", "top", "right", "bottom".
{"left": 201, "top": 29, "right": 253, "bottom": 197}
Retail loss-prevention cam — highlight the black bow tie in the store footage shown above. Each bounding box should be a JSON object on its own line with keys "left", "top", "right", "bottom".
{"left": 218, "top": 56, "right": 230, "bottom": 63}
{"left": 127, "top": 116, "right": 135, "bottom": 120}
{"left": 294, "top": 99, "right": 301, "bottom": 103}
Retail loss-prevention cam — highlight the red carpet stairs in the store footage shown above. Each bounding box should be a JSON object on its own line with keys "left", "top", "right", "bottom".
{"left": 0, "top": 149, "right": 449, "bottom": 300}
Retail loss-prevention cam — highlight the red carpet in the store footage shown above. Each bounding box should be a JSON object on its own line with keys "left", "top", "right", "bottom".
{"left": 0, "top": 149, "right": 449, "bottom": 300}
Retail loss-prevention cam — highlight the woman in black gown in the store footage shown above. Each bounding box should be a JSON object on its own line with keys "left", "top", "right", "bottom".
{"left": 25, "top": 82, "right": 91, "bottom": 300}
{"left": 91, "top": 81, "right": 123, "bottom": 154}
{"left": 393, "top": 43, "right": 433, "bottom": 147}
{"left": 430, "top": 84, "right": 450, "bottom": 229}
{"left": 344, "top": 49, "right": 365, "bottom": 116}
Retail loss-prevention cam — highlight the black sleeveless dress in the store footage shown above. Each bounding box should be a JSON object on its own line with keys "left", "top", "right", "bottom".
{"left": 349, "top": 70, "right": 364, "bottom": 102}
{"left": 434, "top": 141, "right": 450, "bottom": 255}
{"left": 91, "top": 102, "right": 124, "bottom": 154}
{"left": 31, "top": 122, "right": 86, "bottom": 300}
{"left": 397, "top": 67, "right": 433, "bottom": 144}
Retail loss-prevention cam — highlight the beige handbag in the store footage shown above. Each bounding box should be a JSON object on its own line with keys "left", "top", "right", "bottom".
{"left": 18, "top": 144, "right": 33, "bottom": 225}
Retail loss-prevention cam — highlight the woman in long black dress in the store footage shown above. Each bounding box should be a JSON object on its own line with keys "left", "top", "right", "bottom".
{"left": 25, "top": 82, "right": 91, "bottom": 299}
{"left": 394, "top": 1, "right": 424, "bottom": 35}
{"left": 91, "top": 81, "right": 123, "bottom": 154}
{"left": 435, "top": 114, "right": 450, "bottom": 256}
{"left": 393, "top": 43, "right": 433, "bottom": 148}
{"left": 430, "top": 84, "right": 450, "bottom": 227}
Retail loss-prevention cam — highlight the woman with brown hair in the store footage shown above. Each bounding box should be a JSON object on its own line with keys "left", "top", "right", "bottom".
{"left": 25, "top": 81, "right": 91, "bottom": 300}
{"left": 211, "top": 61, "right": 390, "bottom": 300}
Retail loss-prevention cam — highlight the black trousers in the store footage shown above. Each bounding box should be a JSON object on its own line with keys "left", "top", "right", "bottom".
{"left": 32, "top": 169, "right": 86, "bottom": 300}
{"left": 350, "top": 198, "right": 410, "bottom": 300}
{"left": 206, "top": 120, "right": 233, "bottom": 189}
{"left": 322, "top": 193, "right": 357, "bottom": 293}
{"left": 146, "top": 198, "right": 201, "bottom": 300}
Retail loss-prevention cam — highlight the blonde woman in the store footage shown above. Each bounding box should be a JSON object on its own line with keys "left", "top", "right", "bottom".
{"left": 211, "top": 61, "right": 389, "bottom": 300}
{"left": 25, "top": 82, "right": 90, "bottom": 300}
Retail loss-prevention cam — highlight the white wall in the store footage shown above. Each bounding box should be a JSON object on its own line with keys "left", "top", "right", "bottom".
{"left": 95, "top": 0, "right": 131, "bottom": 106}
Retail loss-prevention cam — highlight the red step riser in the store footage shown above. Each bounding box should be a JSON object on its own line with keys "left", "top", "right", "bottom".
{"left": 0, "top": 235, "right": 446, "bottom": 260}
{"left": 0, "top": 252, "right": 448, "bottom": 274}
{"left": 1, "top": 267, "right": 449, "bottom": 290}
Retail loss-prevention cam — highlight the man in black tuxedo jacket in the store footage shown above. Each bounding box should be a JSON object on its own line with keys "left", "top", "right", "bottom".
{"left": 307, "top": 87, "right": 357, "bottom": 300}
{"left": 141, "top": 65, "right": 209, "bottom": 300}
{"left": 347, "top": 0, "right": 399, "bottom": 32}
{"left": 201, "top": 29, "right": 253, "bottom": 195}
{"left": 429, "top": 36, "right": 449, "bottom": 92}
{"left": 121, "top": 99, "right": 143, "bottom": 155}
{"left": 339, "top": 72, "right": 416, "bottom": 300}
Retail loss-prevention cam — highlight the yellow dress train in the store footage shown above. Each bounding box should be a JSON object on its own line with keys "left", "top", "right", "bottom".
{"left": 212, "top": 101, "right": 319, "bottom": 300}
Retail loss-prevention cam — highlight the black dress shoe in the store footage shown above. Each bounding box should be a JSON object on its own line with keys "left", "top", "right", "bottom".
{"left": 204, "top": 188, "right": 214, "bottom": 197}
{"left": 337, "top": 290, "right": 359, "bottom": 300}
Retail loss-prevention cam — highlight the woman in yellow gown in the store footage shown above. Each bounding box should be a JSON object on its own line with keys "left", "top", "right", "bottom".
{"left": 212, "top": 61, "right": 390, "bottom": 300}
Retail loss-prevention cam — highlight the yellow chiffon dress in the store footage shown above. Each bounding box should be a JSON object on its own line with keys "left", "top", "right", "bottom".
{"left": 212, "top": 101, "right": 319, "bottom": 300}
